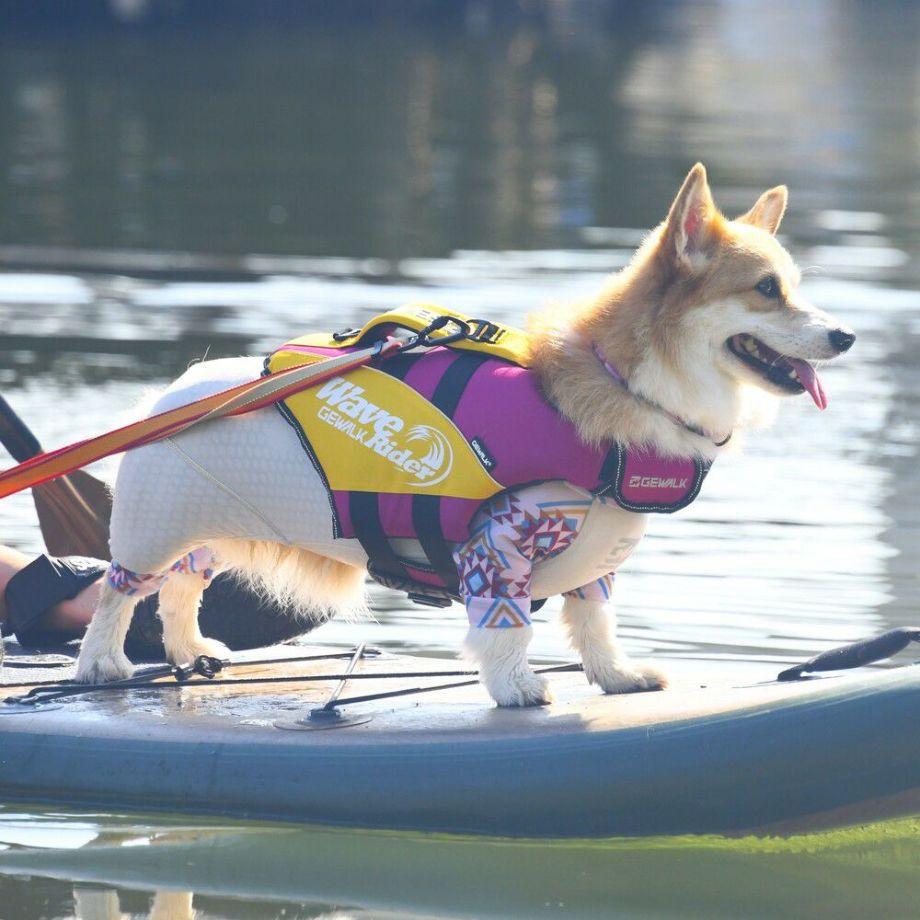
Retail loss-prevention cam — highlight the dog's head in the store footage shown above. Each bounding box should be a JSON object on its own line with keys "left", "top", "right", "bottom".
{"left": 647, "top": 163, "right": 854, "bottom": 410}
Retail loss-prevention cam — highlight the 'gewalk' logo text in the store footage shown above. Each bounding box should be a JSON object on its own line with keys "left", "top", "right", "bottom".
{"left": 315, "top": 377, "right": 453, "bottom": 486}
{"left": 627, "top": 475, "right": 689, "bottom": 490}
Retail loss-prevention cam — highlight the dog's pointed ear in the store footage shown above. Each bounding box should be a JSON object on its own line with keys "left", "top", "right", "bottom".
{"left": 737, "top": 185, "right": 787, "bottom": 235}
{"left": 663, "top": 163, "right": 716, "bottom": 272}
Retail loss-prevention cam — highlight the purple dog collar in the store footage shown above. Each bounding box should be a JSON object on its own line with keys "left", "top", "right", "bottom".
{"left": 591, "top": 343, "right": 731, "bottom": 447}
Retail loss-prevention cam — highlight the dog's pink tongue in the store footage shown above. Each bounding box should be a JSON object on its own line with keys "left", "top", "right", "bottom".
{"left": 789, "top": 358, "right": 827, "bottom": 410}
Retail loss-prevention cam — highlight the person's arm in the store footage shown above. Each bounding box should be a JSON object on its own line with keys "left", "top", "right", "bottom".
{"left": 0, "top": 543, "right": 35, "bottom": 624}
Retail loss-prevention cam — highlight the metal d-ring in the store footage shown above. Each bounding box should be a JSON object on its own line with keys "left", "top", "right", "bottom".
{"left": 397, "top": 315, "right": 472, "bottom": 354}
{"left": 419, "top": 315, "right": 471, "bottom": 347}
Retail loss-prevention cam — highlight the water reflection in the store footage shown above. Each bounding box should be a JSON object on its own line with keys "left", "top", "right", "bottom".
{"left": 2, "top": 807, "right": 920, "bottom": 919}
{"left": 1, "top": 2, "right": 917, "bottom": 278}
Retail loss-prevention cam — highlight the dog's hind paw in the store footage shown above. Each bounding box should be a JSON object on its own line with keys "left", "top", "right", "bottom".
{"left": 164, "top": 637, "right": 231, "bottom": 668}
{"left": 588, "top": 661, "right": 669, "bottom": 695}
{"left": 486, "top": 669, "right": 552, "bottom": 708}
{"left": 75, "top": 651, "right": 134, "bottom": 685}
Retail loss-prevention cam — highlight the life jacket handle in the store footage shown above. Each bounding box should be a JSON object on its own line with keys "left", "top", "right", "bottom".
{"left": 327, "top": 303, "right": 525, "bottom": 365}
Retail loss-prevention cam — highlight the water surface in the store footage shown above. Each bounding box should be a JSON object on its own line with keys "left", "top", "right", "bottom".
{"left": 1, "top": 2, "right": 919, "bottom": 917}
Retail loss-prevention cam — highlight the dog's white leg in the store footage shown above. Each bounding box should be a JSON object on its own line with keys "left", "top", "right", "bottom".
{"left": 561, "top": 596, "right": 668, "bottom": 693}
{"left": 75, "top": 581, "right": 137, "bottom": 683}
{"left": 157, "top": 571, "right": 230, "bottom": 666}
{"left": 464, "top": 626, "right": 551, "bottom": 707}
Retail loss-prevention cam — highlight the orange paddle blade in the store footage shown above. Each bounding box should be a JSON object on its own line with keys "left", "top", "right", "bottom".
{"left": 34, "top": 472, "right": 112, "bottom": 559}
{"left": 0, "top": 394, "right": 113, "bottom": 556}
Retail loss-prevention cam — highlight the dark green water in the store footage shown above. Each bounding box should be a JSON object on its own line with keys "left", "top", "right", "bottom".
{"left": 1, "top": 2, "right": 920, "bottom": 917}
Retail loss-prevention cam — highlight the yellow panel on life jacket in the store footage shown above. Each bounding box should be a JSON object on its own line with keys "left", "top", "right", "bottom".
{"left": 268, "top": 347, "right": 502, "bottom": 499}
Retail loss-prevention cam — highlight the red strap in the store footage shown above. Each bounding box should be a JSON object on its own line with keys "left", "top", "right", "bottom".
{"left": 0, "top": 339, "right": 402, "bottom": 501}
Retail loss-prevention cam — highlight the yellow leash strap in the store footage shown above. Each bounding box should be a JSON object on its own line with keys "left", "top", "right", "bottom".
{"left": 0, "top": 339, "right": 401, "bottom": 501}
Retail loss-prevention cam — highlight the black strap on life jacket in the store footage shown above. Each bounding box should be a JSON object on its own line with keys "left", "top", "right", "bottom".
{"left": 350, "top": 351, "right": 489, "bottom": 599}
{"left": 594, "top": 446, "right": 621, "bottom": 497}
{"left": 348, "top": 492, "right": 410, "bottom": 583}
{"left": 411, "top": 352, "right": 489, "bottom": 589}
{"left": 346, "top": 352, "right": 425, "bottom": 589}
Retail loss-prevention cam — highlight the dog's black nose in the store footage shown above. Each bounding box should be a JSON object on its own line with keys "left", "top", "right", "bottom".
{"left": 828, "top": 328, "right": 855, "bottom": 353}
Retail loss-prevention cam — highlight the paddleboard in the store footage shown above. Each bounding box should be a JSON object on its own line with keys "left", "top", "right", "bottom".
{"left": 1, "top": 645, "right": 918, "bottom": 837}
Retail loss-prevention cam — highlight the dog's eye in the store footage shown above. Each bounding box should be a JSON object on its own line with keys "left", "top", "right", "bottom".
{"left": 755, "top": 275, "right": 780, "bottom": 298}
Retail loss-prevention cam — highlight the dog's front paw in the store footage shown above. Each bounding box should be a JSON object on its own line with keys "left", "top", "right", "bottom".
{"left": 587, "top": 660, "right": 669, "bottom": 695}
{"left": 75, "top": 650, "right": 134, "bottom": 684}
{"left": 164, "top": 637, "right": 231, "bottom": 667}
{"left": 484, "top": 668, "right": 552, "bottom": 708}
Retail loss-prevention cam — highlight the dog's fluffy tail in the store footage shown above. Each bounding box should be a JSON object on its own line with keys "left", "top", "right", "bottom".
{"left": 209, "top": 538, "right": 368, "bottom": 624}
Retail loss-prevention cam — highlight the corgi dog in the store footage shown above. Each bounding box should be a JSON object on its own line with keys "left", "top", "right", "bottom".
{"left": 75, "top": 164, "right": 854, "bottom": 706}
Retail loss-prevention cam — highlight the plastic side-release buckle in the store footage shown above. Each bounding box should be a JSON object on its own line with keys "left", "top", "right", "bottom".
{"left": 407, "top": 591, "right": 454, "bottom": 609}
{"left": 467, "top": 318, "right": 503, "bottom": 344}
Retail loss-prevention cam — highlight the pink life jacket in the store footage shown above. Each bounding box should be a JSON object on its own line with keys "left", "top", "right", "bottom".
{"left": 267, "top": 341, "right": 711, "bottom": 603}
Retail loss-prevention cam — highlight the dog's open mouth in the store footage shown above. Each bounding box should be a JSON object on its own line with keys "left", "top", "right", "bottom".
{"left": 727, "top": 334, "right": 827, "bottom": 409}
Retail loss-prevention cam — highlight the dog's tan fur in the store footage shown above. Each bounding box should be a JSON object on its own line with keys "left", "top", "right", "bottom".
{"left": 208, "top": 538, "right": 366, "bottom": 619}
{"left": 528, "top": 163, "right": 807, "bottom": 457}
